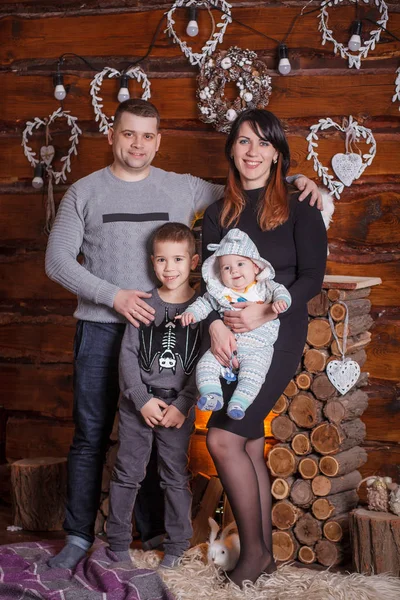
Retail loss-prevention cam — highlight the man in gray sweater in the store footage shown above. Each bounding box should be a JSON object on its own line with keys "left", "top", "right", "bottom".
{"left": 45, "top": 98, "right": 321, "bottom": 569}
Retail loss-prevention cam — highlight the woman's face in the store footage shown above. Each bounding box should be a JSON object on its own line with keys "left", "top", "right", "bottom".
{"left": 231, "top": 121, "right": 278, "bottom": 190}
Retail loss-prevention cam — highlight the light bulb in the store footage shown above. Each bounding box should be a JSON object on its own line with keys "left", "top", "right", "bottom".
{"left": 186, "top": 6, "right": 199, "bottom": 37}
{"left": 53, "top": 73, "right": 67, "bottom": 101}
{"left": 278, "top": 44, "right": 291, "bottom": 76}
{"left": 32, "top": 164, "right": 45, "bottom": 189}
{"left": 348, "top": 20, "right": 362, "bottom": 52}
{"left": 117, "top": 75, "right": 130, "bottom": 103}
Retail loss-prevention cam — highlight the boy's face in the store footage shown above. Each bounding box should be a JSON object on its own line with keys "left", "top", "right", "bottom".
{"left": 152, "top": 240, "right": 199, "bottom": 292}
{"left": 219, "top": 255, "right": 260, "bottom": 292}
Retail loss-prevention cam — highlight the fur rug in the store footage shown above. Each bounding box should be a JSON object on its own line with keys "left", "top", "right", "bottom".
{"left": 130, "top": 544, "right": 400, "bottom": 600}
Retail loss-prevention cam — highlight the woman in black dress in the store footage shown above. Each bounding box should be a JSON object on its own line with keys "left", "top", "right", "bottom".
{"left": 202, "top": 109, "right": 327, "bottom": 587}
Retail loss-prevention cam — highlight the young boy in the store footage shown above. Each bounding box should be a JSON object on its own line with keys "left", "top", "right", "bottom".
{"left": 178, "top": 228, "right": 291, "bottom": 421}
{"left": 106, "top": 222, "right": 201, "bottom": 569}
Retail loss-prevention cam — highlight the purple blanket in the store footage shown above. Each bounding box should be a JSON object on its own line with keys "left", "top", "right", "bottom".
{"left": 0, "top": 541, "right": 175, "bottom": 599}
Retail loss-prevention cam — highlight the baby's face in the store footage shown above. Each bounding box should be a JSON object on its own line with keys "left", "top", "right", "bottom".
{"left": 219, "top": 255, "right": 260, "bottom": 292}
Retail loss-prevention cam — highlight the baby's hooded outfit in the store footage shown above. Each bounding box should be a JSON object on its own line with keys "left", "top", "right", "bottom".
{"left": 183, "top": 229, "right": 291, "bottom": 419}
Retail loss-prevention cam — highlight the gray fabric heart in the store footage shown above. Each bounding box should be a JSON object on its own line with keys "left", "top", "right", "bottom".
{"left": 331, "top": 153, "right": 362, "bottom": 187}
{"left": 40, "top": 145, "right": 55, "bottom": 166}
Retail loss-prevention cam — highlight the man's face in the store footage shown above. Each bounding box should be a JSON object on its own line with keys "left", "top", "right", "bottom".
{"left": 108, "top": 112, "right": 161, "bottom": 179}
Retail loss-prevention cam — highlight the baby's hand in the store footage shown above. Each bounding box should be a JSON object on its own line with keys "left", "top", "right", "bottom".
{"left": 176, "top": 312, "right": 196, "bottom": 326}
{"left": 272, "top": 300, "right": 288, "bottom": 314}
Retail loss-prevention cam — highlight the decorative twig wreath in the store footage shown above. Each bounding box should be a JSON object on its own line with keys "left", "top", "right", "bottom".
{"left": 393, "top": 67, "right": 400, "bottom": 111}
{"left": 21, "top": 107, "right": 82, "bottom": 232}
{"left": 318, "top": 0, "right": 389, "bottom": 69}
{"left": 90, "top": 66, "right": 152, "bottom": 135}
{"left": 165, "top": 0, "right": 232, "bottom": 67}
{"left": 21, "top": 107, "right": 81, "bottom": 185}
{"left": 197, "top": 46, "right": 272, "bottom": 133}
{"left": 306, "top": 116, "right": 377, "bottom": 199}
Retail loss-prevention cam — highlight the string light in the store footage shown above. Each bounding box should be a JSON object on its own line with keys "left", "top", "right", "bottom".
{"left": 32, "top": 163, "right": 45, "bottom": 189}
{"left": 53, "top": 73, "right": 67, "bottom": 101}
{"left": 348, "top": 20, "right": 362, "bottom": 52}
{"left": 186, "top": 6, "right": 199, "bottom": 37}
{"left": 278, "top": 44, "right": 291, "bottom": 75}
{"left": 117, "top": 74, "right": 130, "bottom": 102}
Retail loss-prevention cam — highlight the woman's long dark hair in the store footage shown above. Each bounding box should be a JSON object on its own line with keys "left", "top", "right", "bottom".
{"left": 221, "top": 109, "right": 290, "bottom": 231}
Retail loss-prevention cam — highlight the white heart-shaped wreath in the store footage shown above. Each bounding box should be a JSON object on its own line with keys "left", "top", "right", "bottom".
{"left": 306, "top": 116, "right": 376, "bottom": 199}
{"left": 90, "top": 66, "right": 152, "bottom": 135}
{"left": 165, "top": 0, "right": 232, "bottom": 67}
{"left": 318, "top": 0, "right": 389, "bottom": 69}
{"left": 21, "top": 108, "right": 81, "bottom": 184}
{"left": 392, "top": 67, "right": 400, "bottom": 111}
{"left": 326, "top": 358, "right": 360, "bottom": 395}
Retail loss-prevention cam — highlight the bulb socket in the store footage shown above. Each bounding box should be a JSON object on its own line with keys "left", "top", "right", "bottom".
{"left": 351, "top": 20, "right": 362, "bottom": 36}
{"left": 54, "top": 72, "right": 64, "bottom": 87}
{"left": 120, "top": 74, "right": 129, "bottom": 89}
{"left": 188, "top": 6, "right": 197, "bottom": 21}
{"left": 279, "top": 44, "right": 289, "bottom": 60}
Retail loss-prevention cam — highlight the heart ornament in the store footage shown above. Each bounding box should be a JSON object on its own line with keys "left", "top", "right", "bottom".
{"left": 90, "top": 66, "right": 151, "bottom": 135}
{"left": 331, "top": 153, "right": 363, "bottom": 187}
{"left": 306, "top": 116, "right": 377, "bottom": 199}
{"left": 40, "top": 145, "right": 55, "bottom": 166}
{"left": 22, "top": 108, "right": 81, "bottom": 184}
{"left": 318, "top": 0, "right": 389, "bottom": 70}
{"left": 327, "top": 358, "right": 360, "bottom": 396}
{"left": 165, "top": 0, "right": 232, "bottom": 67}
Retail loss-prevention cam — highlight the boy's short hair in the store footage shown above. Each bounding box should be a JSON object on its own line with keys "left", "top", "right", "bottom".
{"left": 114, "top": 99, "right": 160, "bottom": 130}
{"left": 152, "top": 222, "right": 197, "bottom": 257}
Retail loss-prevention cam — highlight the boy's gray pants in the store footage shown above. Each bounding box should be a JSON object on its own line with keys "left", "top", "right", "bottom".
{"left": 107, "top": 395, "right": 195, "bottom": 557}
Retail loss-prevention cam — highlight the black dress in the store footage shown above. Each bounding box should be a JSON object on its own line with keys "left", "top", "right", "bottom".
{"left": 202, "top": 186, "right": 328, "bottom": 439}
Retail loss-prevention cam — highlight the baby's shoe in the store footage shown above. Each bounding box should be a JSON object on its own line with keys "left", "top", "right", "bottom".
{"left": 197, "top": 393, "right": 223, "bottom": 412}
{"left": 227, "top": 402, "right": 246, "bottom": 420}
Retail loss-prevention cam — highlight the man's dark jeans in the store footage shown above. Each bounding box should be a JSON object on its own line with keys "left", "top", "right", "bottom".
{"left": 64, "top": 321, "right": 164, "bottom": 544}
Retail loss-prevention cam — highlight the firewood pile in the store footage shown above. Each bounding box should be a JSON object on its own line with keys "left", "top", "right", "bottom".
{"left": 269, "top": 277, "right": 381, "bottom": 567}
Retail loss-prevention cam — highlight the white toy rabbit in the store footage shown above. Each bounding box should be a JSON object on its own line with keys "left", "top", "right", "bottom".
{"left": 207, "top": 517, "right": 240, "bottom": 571}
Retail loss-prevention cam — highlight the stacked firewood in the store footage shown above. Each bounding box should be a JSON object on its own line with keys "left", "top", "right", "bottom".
{"left": 268, "top": 280, "right": 377, "bottom": 567}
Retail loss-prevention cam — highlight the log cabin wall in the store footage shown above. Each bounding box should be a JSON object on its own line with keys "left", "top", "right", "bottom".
{"left": 0, "top": 1, "right": 399, "bottom": 487}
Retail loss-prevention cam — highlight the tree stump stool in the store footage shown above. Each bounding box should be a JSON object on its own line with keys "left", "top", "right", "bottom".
{"left": 11, "top": 457, "right": 67, "bottom": 531}
{"left": 349, "top": 508, "right": 400, "bottom": 576}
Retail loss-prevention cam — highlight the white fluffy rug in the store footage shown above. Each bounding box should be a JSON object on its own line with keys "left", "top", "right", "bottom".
{"left": 130, "top": 544, "right": 400, "bottom": 600}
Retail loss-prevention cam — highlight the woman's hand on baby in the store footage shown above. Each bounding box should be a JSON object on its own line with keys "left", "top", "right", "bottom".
{"left": 272, "top": 300, "right": 288, "bottom": 314}
{"left": 175, "top": 312, "right": 196, "bottom": 327}
{"left": 140, "top": 397, "right": 168, "bottom": 428}
{"left": 160, "top": 405, "right": 185, "bottom": 429}
{"left": 224, "top": 302, "right": 277, "bottom": 334}
{"left": 209, "top": 320, "right": 238, "bottom": 367}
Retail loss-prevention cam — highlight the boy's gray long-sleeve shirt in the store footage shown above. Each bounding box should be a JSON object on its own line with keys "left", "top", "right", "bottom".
{"left": 45, "top": 165, "right": 300, "bottom": 324}
{"left": 119, "top": 289, "right": 201, "bottom": 416}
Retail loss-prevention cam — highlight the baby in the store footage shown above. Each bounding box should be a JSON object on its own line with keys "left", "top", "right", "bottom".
{"left": 178, "top": 228, "right": 291, "bottom": 420}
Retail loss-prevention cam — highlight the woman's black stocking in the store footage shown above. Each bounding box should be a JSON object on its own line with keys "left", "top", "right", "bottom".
{"left": 207, "top": 427, "right": 274, "bottom": 587}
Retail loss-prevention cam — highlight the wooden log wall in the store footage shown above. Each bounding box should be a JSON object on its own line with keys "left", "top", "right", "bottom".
{"left": 0, "top": 1, "right": 399, "bottom": 495}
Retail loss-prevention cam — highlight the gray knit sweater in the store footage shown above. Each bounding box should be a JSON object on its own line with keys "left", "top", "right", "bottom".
{"left": 45, "top": 166, "right": 224, "bottom": 323}
{"left": 45, "top": 166, "right": 300, "bottom": 323}
{"left": 119, "top": 289, "right": 201, "bottom": 416}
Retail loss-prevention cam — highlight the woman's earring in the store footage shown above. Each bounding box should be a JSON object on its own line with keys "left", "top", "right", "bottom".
{"left": 273, "top": 157, "right": 278, "bottom": 164}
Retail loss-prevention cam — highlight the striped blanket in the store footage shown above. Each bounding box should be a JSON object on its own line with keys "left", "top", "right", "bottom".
{"left": 0, "top": 541, "right": 174, "bottom": 599}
